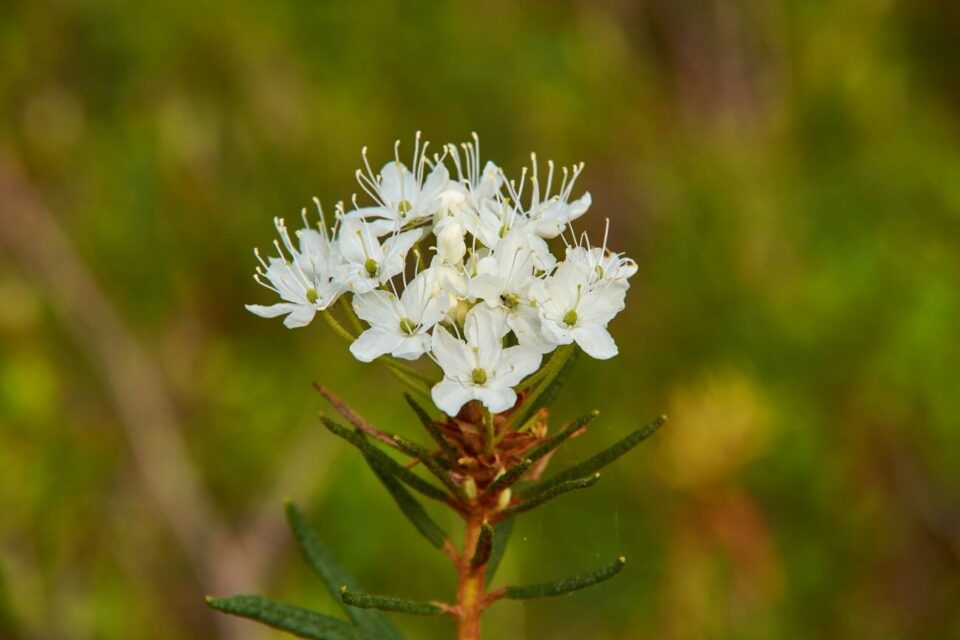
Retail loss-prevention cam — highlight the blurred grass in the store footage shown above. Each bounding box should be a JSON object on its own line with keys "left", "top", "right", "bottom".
{"left": 2, "top": 0, "right": 959, "bottom": 638}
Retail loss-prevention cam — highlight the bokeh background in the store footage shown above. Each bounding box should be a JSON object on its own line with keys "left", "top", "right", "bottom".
{"left": 2, "top": 0, "right": 959, "bottom": 638}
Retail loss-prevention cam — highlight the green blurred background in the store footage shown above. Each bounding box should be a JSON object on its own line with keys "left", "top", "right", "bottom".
{"left": 2, "top": 0, "right": 959, "bottom": 638}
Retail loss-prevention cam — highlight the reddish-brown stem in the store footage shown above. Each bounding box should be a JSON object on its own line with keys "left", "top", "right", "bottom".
{"left": 312, "top": 382, "right": 404, "bottom": 452}
{"left": 455, "top": 512, "right": 490, "bottom": 640}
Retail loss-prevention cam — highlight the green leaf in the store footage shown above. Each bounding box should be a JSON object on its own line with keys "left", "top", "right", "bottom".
{"left": 205, "top": 595, "right": 373, "bottom": 640}
{"left": 518, "top": 414, "right": 666, "bottom": 498}
{"left": 285, "top": 503, "right": 402, "bottom": 640}
{"left": 393, "top": 435, "right": 466, "bottom": 500}
{"left": 471, "top": 522, "right": 494, "bottom": 568}
{"left": 502, "top": 556, "right": 626, "bottom": 599}
{"left": 340, "top": 588, "right": 444, "bottom": 616}
{"left": 524, "top": 410, "right": 599, "bottom": 465}
{"left": 497, "top": 474, "right": 600, "bottom": 521}
{"left": 366, "top": 453, "right": 450, "bottom": 549}
{"left": 516, "top": 345, "right": 578, "bottom": 425}
{"left": 321, "top": 417, "right": 449, "bottom": 502}
{"left": 486, "top": 458, "right": 533, "bottom": 495}
{"left": 532, "top": 345, "right": 579, "bottom": 410}
{"left": 403, "top": 393, "right": 459, "bottom": 462}
{"left": 485, "top": 519, "right": 514, "bottom": 582}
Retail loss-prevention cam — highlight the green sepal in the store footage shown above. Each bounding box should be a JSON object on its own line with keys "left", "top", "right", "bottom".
{"left": 340, "top": 587, "right": 444, "bottom": 616}
{"left": 502, "top": 556, "right": 626, "bottom": 600}
{"left": 518, "top": 414, "right": 666, "bottom": 498}
{"left": 485, "top": 519, "right": 514, "bottom": 582}
{"left": 524, "top": 410, "right": 599, "bottom": 464}
{"left": 486, "top": 458, "right": 533, "bottom": 495}
{"left": 285, "top": 503, "right": 402, "bottom": 640}
{"left": 498, "top": 474, "right": 599, "bottom": 521}
{"left": 393, "top": 435, "right": 466, "bottom": 500}
{"left": 321, "top": 417, "right": 448, "bottom": 502}
{"left": 365, "top": 453, "right": 450, "bottom": 550}
{"left": 403, "top": 393, "right": 459, "bottom": 463}
{"left": 471, "top": 522, "right": 494, "bottom": 568}
{"left": 205, "top": 595, "right": 374, "bottom": 640}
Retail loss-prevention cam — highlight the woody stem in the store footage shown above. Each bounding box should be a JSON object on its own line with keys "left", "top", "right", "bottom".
{"left": 455, "top": 512, "right": 489, "bottom": 640}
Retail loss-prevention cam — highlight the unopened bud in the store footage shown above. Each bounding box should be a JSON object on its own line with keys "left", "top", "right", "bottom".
{"left": 463, "top": 476, "right": 477, "bottom": 500}
{"left": 437, "top": 222, "right": 466, "bottom": 263}
{"left": 496, "top": 487, "right": 512, "bottom": 511}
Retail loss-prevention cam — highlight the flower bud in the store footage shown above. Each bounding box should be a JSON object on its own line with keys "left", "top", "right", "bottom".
{"left": 437, "top": 222, "right": 466, "bottom": 264}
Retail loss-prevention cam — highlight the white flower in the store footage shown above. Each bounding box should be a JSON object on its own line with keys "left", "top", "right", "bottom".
{"left": 349, "top": 133, "right": 448, "bottom": 230}
{"left": 563, "top": 222, "right": 638, "bottom": 290}
{"left": 467, "top": 230, "right": 552, "bottom": 352}
{"left": 336, "top": 219, "right": 424, "bottom": 293}
{"left": 466, "top": 197, "right": 557, "bottom": 270}
{"left": 247, "top": 134, "right": 638, "bottom": 414}
{"left": 246, "top": 208, "right": 343, "bottom": 328}
{"left": 349, "top": 270, "right": 447, "bottom": 362}
{"left": 430, "top": 307, "right": 542, "bottom": 415}
{"left": 531, "top": 261, "right": 626, "bottom": 359}
{"left": 435, "top": 133, "right": 505, "bottom": 232}
{"left": 504, "top": 156, "right": 591, "bottom": 239}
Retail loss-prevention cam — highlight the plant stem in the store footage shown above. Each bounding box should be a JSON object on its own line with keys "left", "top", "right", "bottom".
{"left": 321, "top": 309, "right": 433, "bottom": 398}
{"left": 483, "top": 410, "right": 495, "bottom": 457}
{"left": 455, "top": 514, "right": 488, "bottom": 640}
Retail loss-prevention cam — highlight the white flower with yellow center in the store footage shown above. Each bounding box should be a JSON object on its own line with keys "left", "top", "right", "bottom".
{"left": 335, "top": 219, "right": 424, "bottom": 293}
{"left": 349, "top": 133, "right": 449, "bottom": 231}
{"left": 467, "top": 229, "right": 552, "bottom": 352}
{"left": 246, "top": 208, "right": 343, "bottom": 328}
{"left": 531, "top": 261, "right": 626, "bottom": 359}
{"left": 349, "top": 270, "right": 447, "bottom": 362}
{"left": 430, "top": 307, "right": 542, "bottom": 415}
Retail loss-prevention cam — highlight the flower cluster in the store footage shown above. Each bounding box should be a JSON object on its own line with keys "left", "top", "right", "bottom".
{"left": 247, "top": 134, "right": 636, "bottom": 416}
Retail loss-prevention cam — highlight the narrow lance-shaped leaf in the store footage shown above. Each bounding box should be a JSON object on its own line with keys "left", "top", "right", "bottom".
{"left": 497, "top": 474, "right": 600, "bottom": 521}
{"left": 285, "top": 503, "right": 402, "bottom": 640}
{"left": 502, "top": 556, "right": 626, "bottom": 600}
{"left": 485, "top": 519, "right": 514, "bottom": 582}
{"left": 486, "top": 458, "right": 533, "bottom": 495}
{"left": 471, "top": 522, "right": 494, "bottom": 568}
{"left": 516, "top": 345, "right": 579, "bottom": 425}
{"left": 393, "top": 435, "right": 466, "bottom": 500}
{"left": 518, "top": 414, "right": 666, "bottom": 498}
{"left": 365, "top": 452, "right": 450, "bottom": 549}
{"left": 340, "top": 587, "right": 444, "bottom": 616}
{"left": 404, "top": 393, "right": 459, "bottom": 463}
{"left": 321, "top": 416, "right": 449, "bottom": 502}
{"left": 205, "top": 595, "right": 373, "bottom": 640}
{"left": 524, "top": 410, "right": 599, "bottom": 465}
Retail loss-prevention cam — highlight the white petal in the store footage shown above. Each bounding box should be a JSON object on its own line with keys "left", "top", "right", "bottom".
{"left": 572, "top": 325, "right": 618, "bottom": 359}
{"left": 378, "top": 161, "right": 409, "bottom": 204}
{"left": 246, "top": 303, "right": 296, "bottom": 319}
{"left": 353, "top": 290, "right": 399, "bottom": 328}
{"left": 431, "top": 378, "right": 476, "bottom": 416}
{"left": 431, "top": 326, "right": 473, "bottom": 378}
{"left": 539, "top": 317, "right": 573, "bottom": 346}
{"left": 419, "top": 163, "right": 450, "bottom": 202}
{"left": 495, "top": 345, "right": 542, "bottom": 387}
{"left": 475, "top": 386, "right": 517, "bottom": 413}
{"left": 392, "top": 334, "right": 431, "bottom": 360}
{"left": 579, "top": 285, "right": 626, "bottom": 325}
{"left": 507, "top": 306, "right": 553, "bottom": 353}
{"left": 382, "top": 228, "right": 425, "bottom": 263}
{"left": 282, "top": 305, "right": 317, "bottom": 329}
{"left": 465, "top": 306, "right": 504, "bottom": 370}
{"left": 349, "top": 328, "right": 404, "bottom": 362}
{"left": 466, "top": 273, "right": 505, "bottom": 305}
